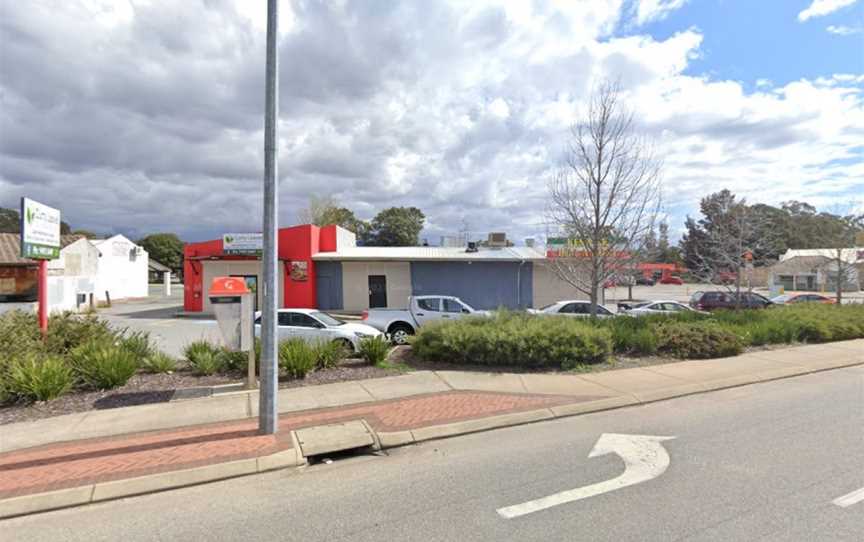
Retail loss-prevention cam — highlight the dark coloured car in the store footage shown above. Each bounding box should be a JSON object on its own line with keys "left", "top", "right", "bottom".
{"left": 689, "top": 290, "right": 773, "bottom": 311}
{"left": 635, "top": 276, "right": 656, "bottom": 286}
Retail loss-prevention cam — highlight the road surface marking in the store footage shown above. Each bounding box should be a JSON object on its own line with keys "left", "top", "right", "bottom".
{"left": 497, "top": 433, "right": 675, "bottom": 519}
{"left": 833, "top": 487, "right": 864, "bottom": 508}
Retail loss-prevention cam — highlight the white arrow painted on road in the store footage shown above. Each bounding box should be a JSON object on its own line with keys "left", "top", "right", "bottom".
{"left": 497, "top": 433, "right": 676, "bottom": 519}
{"left": 833, "top": 487, "right": 864, "bottom": 508}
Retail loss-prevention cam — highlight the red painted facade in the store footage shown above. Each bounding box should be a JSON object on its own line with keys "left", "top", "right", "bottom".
{"left": 183, "top": 224, "right": 341, "bottom": 312}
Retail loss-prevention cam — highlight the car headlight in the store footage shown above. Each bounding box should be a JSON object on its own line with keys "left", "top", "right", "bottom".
{"left": 354, "top": 331, "right": 371, "bottom": 338}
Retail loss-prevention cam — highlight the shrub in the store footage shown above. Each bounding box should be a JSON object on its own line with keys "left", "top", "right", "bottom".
{"left": 141, "top": 351, "right": 177, "bottom": 374}
{"left": 315, "top": 340, "right": 347, "bottom": 369}
{"left": 5, "top": 354, "right": 73, "bottom": 402}
{"left": 278, "top": 339, "right": 317, "bottom": 379}
{"left": 655, "top": 322, "right": 743, "bottom": 359}
{"left": 0, "top": 310, "right": 43, "bottom": 362}
{"left": 45, "top": 312, "right": 117, "bottom": 355}
{"left": 358, "top": 335, "right": 390, "bottom": 366}
{"left": 188, "top": 350, "right": 223, "bottom": 376}
{"left": 119, "top": 331, "right": 154, "bottom": 359}
{"left": 184, "top": 340, "right": 219, "bottom": 364}
{"left": 71, "top": 342, "right": 139, "bottom": 389}
{"left": 413, "top": 312, "right": 612, "bottom": 369}
{"left": 216, "top": 348, "right": 248, "bottom": 372}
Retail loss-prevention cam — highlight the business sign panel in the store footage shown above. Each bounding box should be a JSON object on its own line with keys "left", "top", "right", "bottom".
{"left": 223, "top": 233, "right": 262, "bottom": 255}
{"left": 20, "top": 197, "right": 61, "bottom": 260}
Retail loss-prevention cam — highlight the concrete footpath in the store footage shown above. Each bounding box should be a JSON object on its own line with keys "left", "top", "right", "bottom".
{"left": 1, "top": 339, "right": 861, "bottom": 519}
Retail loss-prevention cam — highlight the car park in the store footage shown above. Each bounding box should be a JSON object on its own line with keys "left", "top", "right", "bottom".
{"left": 362, "top": 295, "right": 488, "bottom": 344}
{"left": 621, "top": 300, "right": 703, "bottom": 316}
{"left": 254, "top": 309, "right": 383, "bottom": 352}
{"left": 770, "top": 293, "right": 835, "bottom": 305}
{"left": 529, "top": 300, "right": 615, "bottom": 318}
{"left": 689, "top": 290, "right": 773, "bottom": 311}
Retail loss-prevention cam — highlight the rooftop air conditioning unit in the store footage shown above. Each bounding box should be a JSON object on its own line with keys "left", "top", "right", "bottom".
{"left": 524, "top": 238, "right": 535, "bottom": 248}
{"left": 466, "top": 241, "right": 479, "bottom": 253}
{"left": 487, "top": 232, "right": 507, "bottom": 247}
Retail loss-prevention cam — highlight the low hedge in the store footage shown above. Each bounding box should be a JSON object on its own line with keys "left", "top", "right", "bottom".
{"left": 412, "top": 312, "right": 613, "bottom": 370}
{"left": 412, "top": 303, "right": 864, "bottom": 368}
{"left": 654, "top": 321, "right": 743, "bottom": 359}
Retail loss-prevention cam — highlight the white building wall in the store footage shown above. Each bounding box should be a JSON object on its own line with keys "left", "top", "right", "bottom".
{"left": 93, "top": 235, "right": 149, "bottom": 302}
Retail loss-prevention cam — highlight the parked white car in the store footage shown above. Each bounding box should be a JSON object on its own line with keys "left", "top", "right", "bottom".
{"left": 362, "top": 295, "right": 489, "bottom": 344}
{"left": 623, "top": 300, "right": 705, "bottom": 316}
{"left": 529, "top": 300, "right": 615, "bottom": 318}
{"left": 254, "top": 309, "right": 383, "bottom": 352}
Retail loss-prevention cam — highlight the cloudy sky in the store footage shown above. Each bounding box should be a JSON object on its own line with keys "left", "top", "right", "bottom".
{"left": 1, "top": 0, "right": 862, "bottom": 244}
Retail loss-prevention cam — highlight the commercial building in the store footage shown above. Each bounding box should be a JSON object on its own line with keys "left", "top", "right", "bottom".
{"left": 184, "top": 224, "right": 567, "bottom": 314}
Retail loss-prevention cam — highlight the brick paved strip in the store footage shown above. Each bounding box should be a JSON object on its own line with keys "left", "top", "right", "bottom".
{"left": 0, "top": 391, "right": 594, "bottom": 501}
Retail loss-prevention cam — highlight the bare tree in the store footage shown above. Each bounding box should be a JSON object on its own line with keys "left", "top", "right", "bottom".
{"left": 686, "top": 201, "right": 777, "bottom": 306}
{"left": 299, "top": 195, "right": 338, "bottom": 225}
{"left": 820, "top": 210, "right": 863, "bottom": 304}
{"left": 546, "top": 81, "right": 662, "bottom": 315}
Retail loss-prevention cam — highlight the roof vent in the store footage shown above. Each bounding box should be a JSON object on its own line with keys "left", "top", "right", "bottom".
{"left": 487, "top": 232, "right": 507, "bottom": 247}
{"left": 466, "top": 241, "right": 479, "bottom": 253}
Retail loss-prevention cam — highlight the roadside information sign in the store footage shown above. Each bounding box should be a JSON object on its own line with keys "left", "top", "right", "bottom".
{"left": 20, "top": 197, "right": 61, "bottom": 260}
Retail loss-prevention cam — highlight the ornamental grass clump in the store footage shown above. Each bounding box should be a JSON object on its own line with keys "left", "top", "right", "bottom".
{"left": 358, "top": 335, "right": 390, "bottom": 367}
{"left": 278, "top": 339, "right": 317, "bottom": 379}
{"left": 5, "top": 354, "right": 74, "bottom": 402}
{"left": 71, "top": 341, "right": 139, "bottom": 390}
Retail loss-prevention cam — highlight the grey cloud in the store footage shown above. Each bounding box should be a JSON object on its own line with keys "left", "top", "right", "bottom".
{"left": 0, "top": 0, "right": 859, "bottom": 246}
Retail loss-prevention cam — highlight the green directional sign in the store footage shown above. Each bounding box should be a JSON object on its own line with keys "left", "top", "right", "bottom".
{"left": 20, "top": 197, "right": 61, "bottom": 260}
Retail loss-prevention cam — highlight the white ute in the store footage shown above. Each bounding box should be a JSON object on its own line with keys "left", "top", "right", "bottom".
{"left": 362, "top": 295, "right": 488, "bottom": 344}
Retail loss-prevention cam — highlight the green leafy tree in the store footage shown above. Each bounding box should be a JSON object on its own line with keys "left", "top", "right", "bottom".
{"left": 137, "top": 233, "right": 184, "bottom": 270}
{"left": 365, "top": 207, "right": 426, "bottom": 246}
{"left": 71, "top": 229, "right": 99, "bottom": 239}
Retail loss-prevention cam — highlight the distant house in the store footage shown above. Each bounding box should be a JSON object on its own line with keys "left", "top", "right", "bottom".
{"left": 91, "top": 234, "right": 149, "bottom": 302}
{"left": 148, "top": 258, "right": 175, "bottom": 283}
{"left": 769, "top": 254, "right": 860, "bottom": 293}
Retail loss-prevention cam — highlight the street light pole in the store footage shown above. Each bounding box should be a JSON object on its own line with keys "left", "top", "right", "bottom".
{"left": 259, "top": 0, "right": 279, "bottom": 435}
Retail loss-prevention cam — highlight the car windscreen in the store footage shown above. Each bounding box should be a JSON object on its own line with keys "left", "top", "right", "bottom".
{"left": 310, "top": 311, "right": 344, "bottom": 326}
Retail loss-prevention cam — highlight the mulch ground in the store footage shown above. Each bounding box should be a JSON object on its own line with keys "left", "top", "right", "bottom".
{"left": 0, "top": 358, "right": 402, "bottom": 426}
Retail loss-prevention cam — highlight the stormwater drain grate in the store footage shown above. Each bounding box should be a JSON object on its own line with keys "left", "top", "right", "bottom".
{"left": 294, "top": 420, "right": 378, "bottom": 459}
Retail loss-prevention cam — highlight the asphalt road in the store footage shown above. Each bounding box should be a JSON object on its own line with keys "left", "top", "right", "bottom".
{"left": 5, "top": 364, "right": 863, "bottom": 541}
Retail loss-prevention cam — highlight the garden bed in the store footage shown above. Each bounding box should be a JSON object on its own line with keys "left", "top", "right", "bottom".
{"left": 0, "top": 358, "right": 404, "bottom": 426}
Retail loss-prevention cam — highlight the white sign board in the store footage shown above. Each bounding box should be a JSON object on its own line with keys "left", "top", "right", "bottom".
{"left": 223, "top": 233, "right": 262, "bottom": 255}
{"left": 20, "top": 197, "right": 61, "bottom": 259}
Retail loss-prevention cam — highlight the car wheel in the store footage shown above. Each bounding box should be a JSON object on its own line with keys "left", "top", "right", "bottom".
{"left": 335, "top": 338, "right": 354, "bottom": 356}
{"left": 389, "top": 324, "right": 414, "bottom": 345}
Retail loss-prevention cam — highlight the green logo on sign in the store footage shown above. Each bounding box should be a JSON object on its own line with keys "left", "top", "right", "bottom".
{"left": 26, "top": 206, "right": 34, "bottom": 224}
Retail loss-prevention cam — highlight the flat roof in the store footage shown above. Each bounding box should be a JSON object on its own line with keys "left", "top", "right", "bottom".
{"left": 312, "top": 246, "right": 546, "bottom": 262}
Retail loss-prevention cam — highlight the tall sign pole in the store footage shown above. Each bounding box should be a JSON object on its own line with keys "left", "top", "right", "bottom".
{"left": 20, "top": 197, "right": 61, "bottom": 336}
{"left": 259, "top": 0, "right": 280, "bottom": 435}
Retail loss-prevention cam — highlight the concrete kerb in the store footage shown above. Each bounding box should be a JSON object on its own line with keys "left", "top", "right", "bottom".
{"left": 0, "top": 447, "right": 307, "bottom": 520}
{"left": 4, "top": 358, "right": 863, "bottom": 519}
